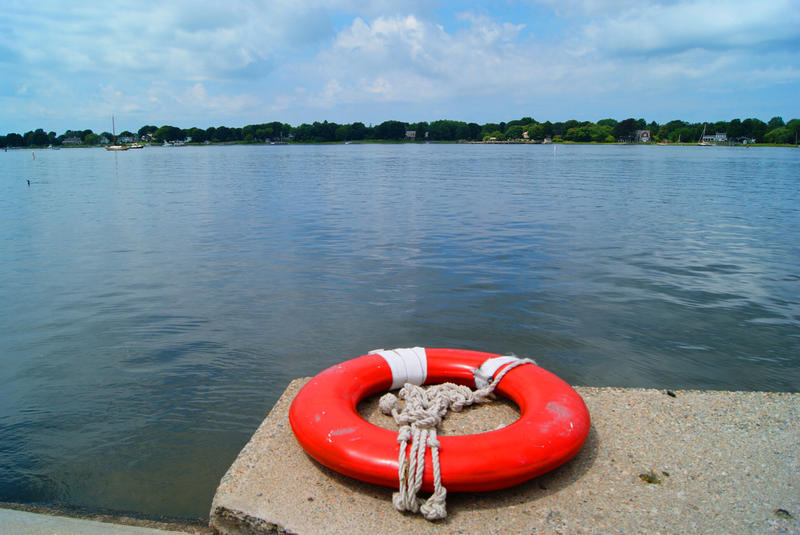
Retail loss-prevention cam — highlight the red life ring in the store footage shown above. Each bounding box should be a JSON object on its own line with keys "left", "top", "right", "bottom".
{"left": 289, "top": 347, "right": 590, "bottom": 492}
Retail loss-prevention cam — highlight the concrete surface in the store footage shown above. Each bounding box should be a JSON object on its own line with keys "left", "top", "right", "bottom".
{"left": 0, "top": 507, "right": 194, "bottom": 535}
{"left": 210, "top": 378, "right": 799, "bottom": 534}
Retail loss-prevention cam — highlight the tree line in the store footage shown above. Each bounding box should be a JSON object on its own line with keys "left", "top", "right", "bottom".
{"left": 3, "top": 116, "right": 798, "bottom": 147}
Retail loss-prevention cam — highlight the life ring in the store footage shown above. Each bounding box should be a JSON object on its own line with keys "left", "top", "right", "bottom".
{"left": 289, "top": 347, "right": 590, "bottom": 492}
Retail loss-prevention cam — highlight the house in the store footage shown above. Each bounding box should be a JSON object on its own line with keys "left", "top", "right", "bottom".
{"left": 118, "top": 135, "right": 134, "bottom": 143}
{"left": 62, "top": 136, "right": 81, "bottom": 145}
{"left": 702, "top": 133, "right": 715, "bottom": 143}
{"left": 714, "top": 133, "right": 727, "bottom": 142}
{"left": 405, "top": 130, "right": 416, "bottom": 140}
{"left": 522, "top": 131, "right": 529, "bottom": 140}
{"left": 635, "top": 130, "right": 651, "bottom": 143}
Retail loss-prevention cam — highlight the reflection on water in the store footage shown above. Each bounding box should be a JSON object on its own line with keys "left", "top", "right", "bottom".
{"left": 1, "top": 144, "right": 798, "bottom": 518}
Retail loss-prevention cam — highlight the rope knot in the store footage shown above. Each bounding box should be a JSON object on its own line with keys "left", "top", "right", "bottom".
{"left": 379, "top": 392, "right": 399, "bottom": 415}
{"left": 397, "top": 427, "right": 411, "bottom": 443}
{"left": 384, "top": 357, "right": 535, "bottom": 521}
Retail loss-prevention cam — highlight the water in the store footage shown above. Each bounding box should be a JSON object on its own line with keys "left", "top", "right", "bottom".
{"left": 1, "top": 144, "right": 798, "bottom": 519}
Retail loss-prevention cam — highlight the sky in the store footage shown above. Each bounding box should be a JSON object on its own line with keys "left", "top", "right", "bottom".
{"left": 1, "top": 0, "right": 798, "bottom": 135}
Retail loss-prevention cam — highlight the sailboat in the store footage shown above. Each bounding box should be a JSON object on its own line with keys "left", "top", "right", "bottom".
{"left": 105, "top": 115, "right": 130, "bottom": 151}
{"left": 697, "top": 124, "right": 710, "bottom": 146}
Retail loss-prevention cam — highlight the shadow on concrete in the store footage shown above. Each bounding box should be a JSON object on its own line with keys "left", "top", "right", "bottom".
{"left": 298, "top": 422, "right": 599, "bottom": 521}
{"left": 446, "top": 425, "right": 599, "bottom": 520}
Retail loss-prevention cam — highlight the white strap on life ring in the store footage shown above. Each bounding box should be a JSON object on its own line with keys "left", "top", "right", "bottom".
{"left": 473, "top": 355, "right": 523, "bottom": 388}
{"left": 370, "top": 347, "right": 428, "bottom": 389}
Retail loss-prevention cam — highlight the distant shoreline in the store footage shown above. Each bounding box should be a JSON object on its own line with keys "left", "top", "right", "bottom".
{"left": 8, "top": 141, "right": 797, "bottom": 149}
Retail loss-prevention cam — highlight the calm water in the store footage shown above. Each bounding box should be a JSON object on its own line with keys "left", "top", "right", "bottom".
{"left": 1, "top": 144, "right": 798, "bottom": 518}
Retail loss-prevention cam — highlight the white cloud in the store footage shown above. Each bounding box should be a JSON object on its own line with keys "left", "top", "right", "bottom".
{"left": 275, "top": 1, "right": 798, "bottom": 121}
{"left": 1, "top": 1, "right": 797, "bottom": 131}
{"left": 290, "top": 13, "right": 555, "bottom": 111}
{"left": 1, "top": 1, "right": 337, "bottom": 83}
{"left": 540, "top": 0, "right": 800, "bottom": 56}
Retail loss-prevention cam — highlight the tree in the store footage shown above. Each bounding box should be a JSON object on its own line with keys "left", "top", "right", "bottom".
{"left": 597, "top": 118, "right": 617, "bottom": 127}
{"left": 768, "top": 116, "right": 785, "bottom": 129}
{"left": 613, "top": 118, "right": 638, "bottom": 141}
{"left": 334, "top": 125, "right": 351, "bottom": 141}
{"left": 374, "top": 120, "right": 406, "bottom": 140}
{"left": 506, "top": 117, "right": 533, "bottom": 127}
{"left": 292, "top": 124, "right": 314, "bottom": 142}
{"left": 480, "top": 123, "right": 501, "bottom": 139}
{"left": 210, "top": 125, "right": 237, "bottom": 142}
{"left": 764, "top": 127, "right": 792, "bottom": 144}
{"left": 526, "top": 123, "right": 544, "bottom": 140}
{"left": 563, "top": 123, "right": 612, "bottom": 143}
{"left": 505, "top": 125, "right": 524, "bottom": 140}
{"left": 138, "top": 125, "right": 158, "bottom": 137}
{"left": 5, "top": 132, "right": 24, "bottom": 146}
{"left": 657, "top": 120, "right": 687, "bottom": 141}
{"left": 24, "top": 128, "right": 50, "bottom": 146}
{"left": 713, "top": 121, "right": 728, "bottom": 134}
{"left": 742, "top": 118, "right": 768, "bottom": 142}
{"left": 84, "top": 133, "right": 100, "bottom": 145}
{"left": 454, "top": 122, "right": 471, "bottom": 140}
{"left": 311, "top": 120, "right": 337, "bottom": 142}
{"left": 407, "top": 121, "right": 429, "bottom": 140}
{"left": 727, "top": 119, "right": 743, "bottom": 138}
{"left": 429, "top": 120, "right": 469, "bottom": 140}
{"left": 154, "top": 125, "right": 184, "bottom": 143}
{"left": 186, "top": 127, "right": 207, "bottom": 143}
{"left": 764, "top": 119, "right": 799, "bottom": 144}
{"left": 349, "top": 122, "right": 367, "bottom": 140}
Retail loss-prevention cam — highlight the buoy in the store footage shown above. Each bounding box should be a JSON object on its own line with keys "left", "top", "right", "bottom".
{"left": 289, "top": 348, "right": 590, "bottom": 494}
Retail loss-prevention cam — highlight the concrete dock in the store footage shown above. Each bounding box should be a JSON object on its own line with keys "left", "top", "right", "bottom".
{"left": 0, "top": 506, "right": 200, "bottom": 535}
{"left": 210, "top": 379, "right": 799, "bottom": 534}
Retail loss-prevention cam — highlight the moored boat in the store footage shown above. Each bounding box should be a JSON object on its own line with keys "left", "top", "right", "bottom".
{"left": 105, "top": 115, "right": 130, "bottom": 151}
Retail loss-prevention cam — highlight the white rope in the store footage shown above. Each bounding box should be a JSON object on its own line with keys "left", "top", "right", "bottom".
{"left": 378, "top": 357, "right": 535, "bottom": 520}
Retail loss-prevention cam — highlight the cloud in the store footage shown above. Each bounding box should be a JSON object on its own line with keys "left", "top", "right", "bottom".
{"left": 291, "top": 13, "right": 550, "bottom": 111}
{"left": 1, "top": 1, "right": 797, "bottom": 131}
{"left": 534, "top": 0, "right": 800, "bottom": 56}
{"left": 277, "top": 1, "right": 799, "bottom": 122}
{"left": 1, "top": 1, "right": 338, "bottom": 83}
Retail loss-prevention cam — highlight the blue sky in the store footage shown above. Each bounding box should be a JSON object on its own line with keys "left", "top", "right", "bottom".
{"left": 1, "top": 0, "right": 798, "bottom": 134}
